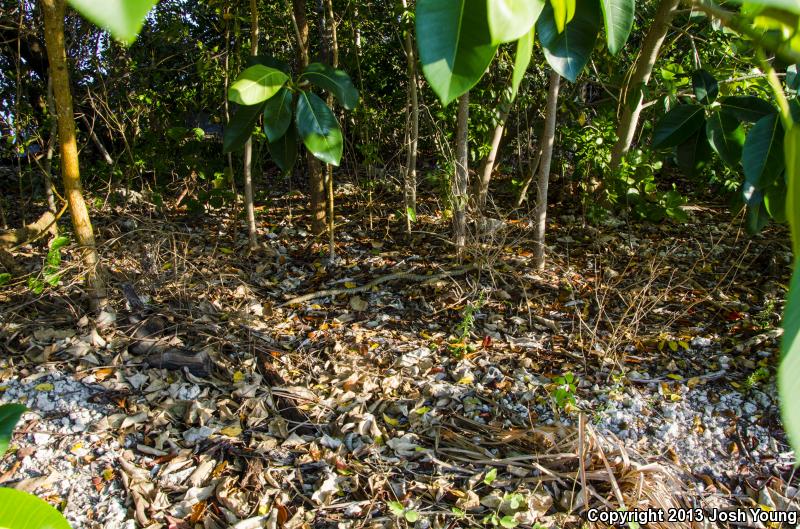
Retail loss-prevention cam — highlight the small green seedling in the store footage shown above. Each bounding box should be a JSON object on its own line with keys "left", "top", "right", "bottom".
{"left": 388, "top": 501, "right": 420, "bottom": 523}
{"left": 551, "top": 372, "right": 577, "bottom": 412}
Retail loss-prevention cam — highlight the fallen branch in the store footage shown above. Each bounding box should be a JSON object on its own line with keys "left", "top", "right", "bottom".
{"left": 280, "top": 264, "right": 477, "bottom": 306}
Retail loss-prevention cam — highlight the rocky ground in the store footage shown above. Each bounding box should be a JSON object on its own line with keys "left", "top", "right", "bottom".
{"left": 1, "top": 190, "right": 798, "bottom": 528}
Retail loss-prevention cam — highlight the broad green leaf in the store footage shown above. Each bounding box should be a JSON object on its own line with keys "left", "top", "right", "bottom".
{"left": 765, "top": 179, "right": 787, "bottom": 222}
{"left": 705, "top": 110, "right": 745, "bottom": 167}
{"left": 600, "top": 0, "right": 635, "bottom": 54}
{"left": 487, "top": 0, "right": 542, "bottom": 44}
{"left": 744, "top": 0, "right": 800, "bottom": 15}
{"left": 484, "top": 467, "right": 498, "bottom": 485}
{"left": 742, "top": 112, "right": 785, "bottom": 189}
{"left": 295, "top": 92, "right": 343, "bottom": 166}
{"left": 537, "top": 0, "right": 602, "bottom": 82}
{"left": 677, "top": 130, "right": 711, "bottom": 176}
{"left": 652, "top": 105, "right": 706, "bottom": 149}
{"left": 0, "top": 273, "right": 10, "bottom": 286}
{"left": 0, "top": 404, "right": 26, "bottom": 458}
{"left": 692, "top": 69, "right": 719, "bottom": 105}
{"left": 746, "top": 196, "right": 771, "bottom": 234}
{"left": 263, "top": 88, "right": 294, "bottom": 143}
{"left": 0, "top": 487, "right": 72, "bottom": 529}
{"left": 719, "top": 95, "right": 776, "bottom": 122}
{"left": 67, "top": 0, "right": 157, "bottom": 44}
{"left": 404, "top": 510, "right": 419, "bottom": 523}
{"left": 246, "top": 55, "right": 292, "bottom": 75}
{"left": 780, "top": 125, "right": 800, "bottom": 455}
{"left": 223, "top": 103, "right": 265, "bottom": 153}
{"left": 301, "top": 63, "right": 360, "bottom": 110}
{"left": 511, "top": 27, "right": 535, "bottom": 100}
{"left": 787, "top": 64, "right": 800, "bottom": 90}
{"left": 229, "top": 65, "right": 289, "bottom": 106}
{"left": 268, "top": 123, "right": 299, "bottom": 173}
{"left": 416, "top": 0, "right": 498, "bottom": 106}
{"left": 552, "top": 0, "right": 576, "bottom": 32}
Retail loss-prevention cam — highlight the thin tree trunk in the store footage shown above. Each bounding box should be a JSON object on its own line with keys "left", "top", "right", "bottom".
{"left": 291, "top": 0, "right": 326, "bottom": 235}
{"left": 476, "top": 105, "right": 510, "bottom": 211}
{"left": 533, "top": 70, "right": 560, "bottom": 270}
{"left": 42, "top": 0, "right": 106, "bottom": 309}
{"left": 223, "top": 8, "right": 237, "bottom": 197}
{"left": 453, "top": 93, "right": 470, "bottom": 254}
{"left": 609, "top": 0, "right": 681, "bottom": 169}
{"left": 324, "top": 0, "right": 337, "bottom": 260}
{"left": 401, "top": 0, "right": 418, "bottom": 233}
{"left": 79, "top": 114, "right": 113, "bottom": 165}
{"left": 43, "top": 76, "right": 58, "bottom": 217}
{"left": 515, "top": 144, "right": 542, "bottom": 207}
{"left": 243, "top": 0, "right": 259, "bottom": 250}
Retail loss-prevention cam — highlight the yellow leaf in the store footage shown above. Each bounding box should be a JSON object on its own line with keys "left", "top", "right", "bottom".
{"left": 678, "top": 340, "right": 690, "bottom": 350}
{"left": 344, "top": 281, "right": 357, "bottom": 289}
{"left": 0, "top": 386, "right": 7, "bottom": 393}
{"left": 666, "top": 374, "right": 683, "bottom": 381}
{"left": 35, "top": 383, "right": 54, "bottom": 392}
{"left": 457, "top": 375, "right": 474, "bottom": 385}
{"left": 219, "top": 426, "right": 242, "bottom": 437}
{"left": 687, "top": 377, "right": 702, "bottom": 388}
{"left": 383, "top": 413, "right": 400, "bottom": 427}
{"left": 212, "top": 461, "right": 227, "bottom": 477}
{"left": 232, "top": 371, "right": 245, "bottom": 383}
{"left": 669, "top": 393, "right": 682, "bottom": 401}
{"left": 102, "top": 467, "right": 115, "bottom": 481}
{"left": 219, "top": 247, "right": 234, "bottom": 254}
{"left": 668, "top": 341, "right": 678, "bottom": 352}
{"left": 70, "top": 443, "right": 83, "bottom": 454}
{"left": 161, "top": 262, "right": 173, "bottom": 271}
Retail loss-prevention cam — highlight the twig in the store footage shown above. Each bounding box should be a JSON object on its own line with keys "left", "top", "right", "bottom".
{"left": 279, "top": 264, "right": 477, "bottom": 306}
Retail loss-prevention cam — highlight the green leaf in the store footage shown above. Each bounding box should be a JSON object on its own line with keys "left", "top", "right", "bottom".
{"left": 229, "top": 65, "right": 289, "bottom": 106}
{"left": 268, "top": 123, "right": 299, "bottom": 173}
{"left": 742, "top": 112, "right": 785, "bottom": 190}
{"left": 551, "top": 0, "right": 576, "bottom": 33}
{"left": 600, "top": 0, "right": 634, "bottom": 55}
{"left": 692, "top": 69, "right": 718, "bottom": 105}
{"left": 787, "top": 64, "right": 799, "bottom": 90}
{"left": 416, "top": 0, "right": 498, "bottom": 106}
{"left": 780, "top": 125, "right": 800, "bottom": 456}
{"left": 746, "top": 196, "right": 771, "bottom": 234}
{"left": 404, "top": 510, "right": 420, "bottom": 523}
{"left": 744, "top": 0, "right": 800, "bottom": 15}
{"left": 652, "top": 105, "right": 706, "bottom": 149}
{"left": 246, "top": 55, "right": 292, "bottom": 75}
{"left": 0, "top": 404, "right": 26, "bottom": 458}
{"left": 223, "top": 102, "right": 265, "bottom": 153}
{"left": 0, "top": 273, "right": 10, "bottom": 287}
{"left": 295, "top": 92, "right": 343, "bottom": 166}
{"left": 301, "top": 63, "right": 360, "bottom": 110}
{"left": 719, "top": 96, "right": 776, "bottom": 122}
{"left": 500, "top": 515, "right": 519, "bottom": 528}
{"left": 388, "top": 501, "right": 405, "bottom": 517}
{"left": 67, "top": 0, "right": 157, "bottom": 44}
{"left": 537, "top": 0, "right": 602, "bottom": 82}
{"left": 487, "top": 0, "right": 542, "bottom": 44}
{"left": 49, "top": 236, "right": 70, "bottom": 252}
{"left": 677, "top": 130, "right": 711, "bottom": 176}
{"left": 765, "top": 179, "right": 787, "bottom": 222}
{"left": 263, "top": 88, "right": 294, "bottom": 143}
{"left": 705, "top": 110, "right": 745, "bottom": 167}
{"left": 0, "top": 487, "right": 72, "bottom": 529}
{"left": 511, "top": 27, "right": 535, "bottom": 100}
{"left": 484, "top": 467, "right": 498, "bottom": 485}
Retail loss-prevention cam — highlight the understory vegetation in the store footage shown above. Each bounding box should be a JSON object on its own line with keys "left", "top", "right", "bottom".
{"left": 1, "top": 0, "right": 800, "bottom": 528}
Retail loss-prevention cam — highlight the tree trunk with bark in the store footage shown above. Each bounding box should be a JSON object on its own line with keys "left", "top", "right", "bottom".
{"left": 453, "top": 93, "right": 470, "bottom": 254}
{"left": 324, "top": 0, "right": 338, "bottom": 260}
{"left": 401, "top": 0, "right": 419, "bottom": 233}
{"left": 42, "top": 0, "right": 106, "bottom": 309}
{"left": 476, "top": 103, "right": 510, "bottom": 211}
{"left": 609, "top": 0, "right": 681, "bottom": 169}
{"left": 533, "top": 70, "right": 561, "bottom": 270}
{"left": 243, "top": 0, "right": 260, "bottom": 250}
{"left": 291, "top": 0, "right": 326, "bottom": 235}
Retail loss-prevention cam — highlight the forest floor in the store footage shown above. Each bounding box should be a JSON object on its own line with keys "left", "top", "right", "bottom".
{"left": 0, "top": 180, "right": 798, "bottom": 529}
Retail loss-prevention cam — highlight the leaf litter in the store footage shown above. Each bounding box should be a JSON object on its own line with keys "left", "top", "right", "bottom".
{"left": 0, "top": 192, "right": 798, "bottom": 528}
